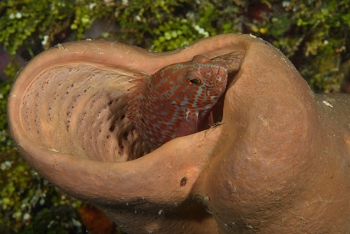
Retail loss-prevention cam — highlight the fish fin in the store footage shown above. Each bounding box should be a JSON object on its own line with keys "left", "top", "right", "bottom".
{"left": 127, "top": 85, "right": 138, "bottom": 93}
{"left": 127, "top": 72, "right": 150, "bottom": 92}
{"left": 192, "top": 55, "right": 211, "bottom": 64}
{"left": 133, "top": 72, "right": 150, "bottom": 79}
{"left": 176, "top": 109, "right": 198, "bottom": 137}
{"left": 127, "top": 73, "right": 151, "bottom": 122}
{"left": 207, "top": 111, "right": 215, "bottom": 126}
{"left": 197, "top": 111, "right": 215, "bottom": 132}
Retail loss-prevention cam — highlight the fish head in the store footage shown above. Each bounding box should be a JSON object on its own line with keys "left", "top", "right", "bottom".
{"left": 169, "top": 55, "right": 228, "bottom": 110}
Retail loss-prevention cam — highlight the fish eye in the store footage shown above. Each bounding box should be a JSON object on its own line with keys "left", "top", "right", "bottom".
{"left": 187, "top": 78, "right": 201, "bottom": 85}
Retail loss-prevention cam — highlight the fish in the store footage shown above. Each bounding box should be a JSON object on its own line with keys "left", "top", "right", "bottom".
{"left": 127, "top": 55, "right": 228, "bottom": 150}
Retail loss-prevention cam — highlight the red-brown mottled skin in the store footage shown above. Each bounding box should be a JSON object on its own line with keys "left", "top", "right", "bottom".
{"left": 127, "top": 55, "right": 228, "bottom": 149}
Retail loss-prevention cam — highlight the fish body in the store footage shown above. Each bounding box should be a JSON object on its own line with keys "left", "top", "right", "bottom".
{"left": 127, "top": 55, "right": 228, "bottom": 149}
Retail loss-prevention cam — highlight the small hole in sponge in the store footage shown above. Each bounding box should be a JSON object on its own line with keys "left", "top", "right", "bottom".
{"left": 180, "top": 177, "right": 187, "bottom": 187}
{"left": 118, "top": 141, "right": 124, "bottom": 150}
{"left": 123, "top": 132, "right": 128, "bottom": 140}
{"left": 109, "top": 123, "right": 116, "bottom": 132}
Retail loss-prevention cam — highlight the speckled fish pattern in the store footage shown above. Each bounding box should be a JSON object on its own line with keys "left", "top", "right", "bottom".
{"left": 127, "top": 55, "right": 228, "bottom": 150}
